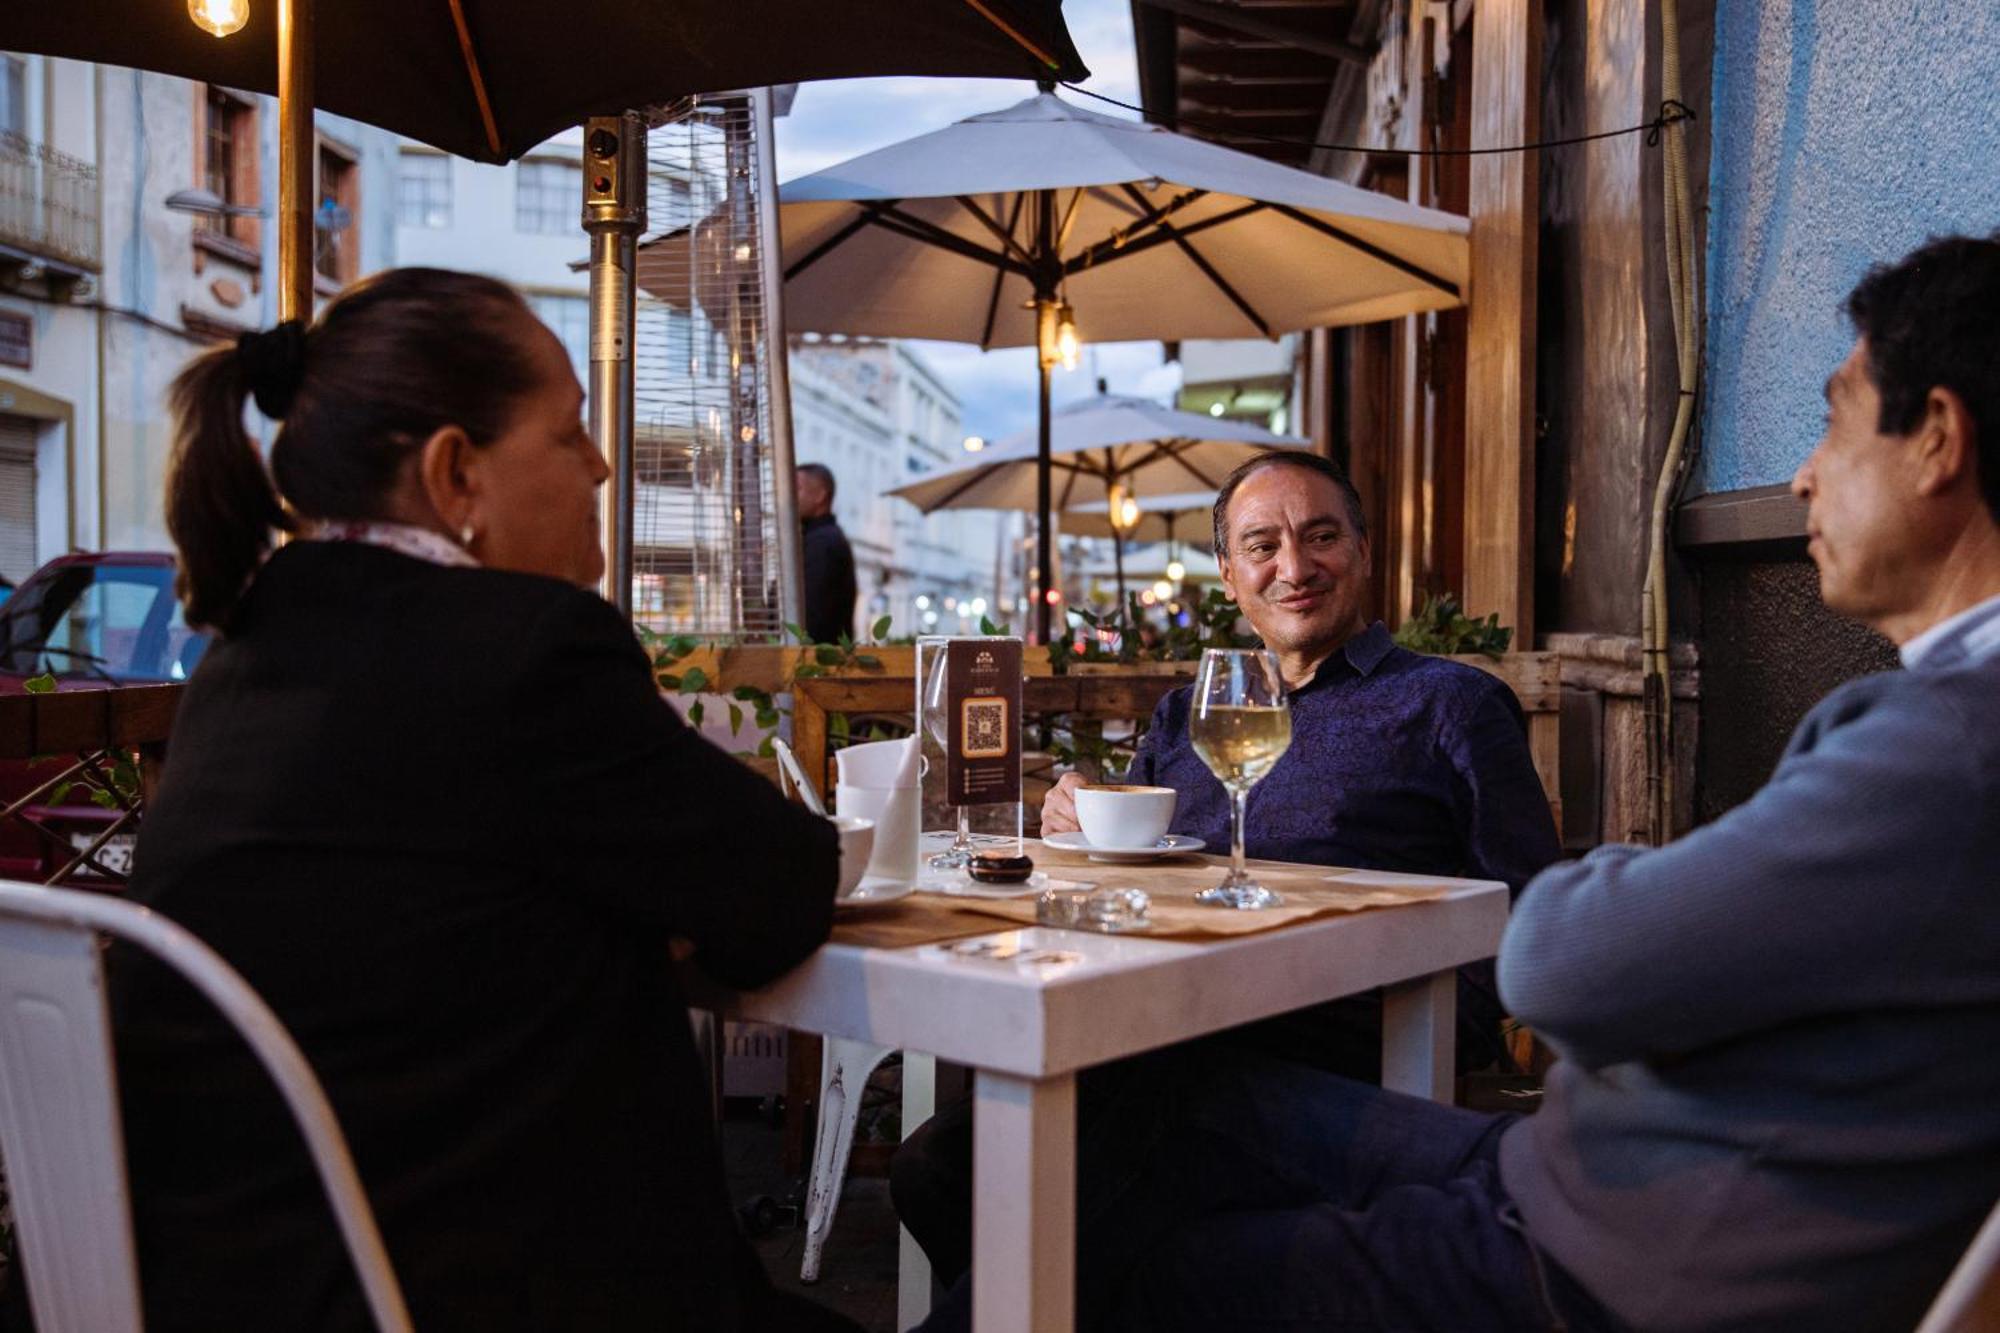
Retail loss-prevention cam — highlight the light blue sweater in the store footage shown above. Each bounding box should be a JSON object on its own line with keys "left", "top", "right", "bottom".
{"left": 1498, "top": 601, "right": 2000, "bottom": 1333}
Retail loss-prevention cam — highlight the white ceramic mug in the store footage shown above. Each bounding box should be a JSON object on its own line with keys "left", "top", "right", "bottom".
{"left": 830, "top": 815, "right": 876, "bottom": 896}
{"left": 835, "top": 784, "right": 919, "bottom": 883}
{"left": 1073, "top": 784, "right": 1177, "bottom": 850}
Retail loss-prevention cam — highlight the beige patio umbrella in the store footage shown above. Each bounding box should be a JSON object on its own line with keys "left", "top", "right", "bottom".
{"left": 888, "top": 392, "right": 1305, "bottom": 608}
{"left": 730, "top": 89, "right": 1467, "bottom": 638}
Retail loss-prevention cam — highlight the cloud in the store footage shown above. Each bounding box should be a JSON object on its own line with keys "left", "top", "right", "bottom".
{"left": 774, "top": 0, "right": 1141, "bottom": 181}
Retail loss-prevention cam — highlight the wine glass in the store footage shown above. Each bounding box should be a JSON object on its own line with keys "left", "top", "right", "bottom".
{"left": 1188, "top": 647, "right": 1292, "bottom": 909}
{"left": 922, "top": 642, "right": 977, "bottom": 870}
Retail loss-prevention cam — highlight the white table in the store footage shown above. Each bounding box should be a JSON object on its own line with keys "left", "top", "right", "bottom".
{"left": 696, "top": 876, "right": 1509, "bottom": 1333}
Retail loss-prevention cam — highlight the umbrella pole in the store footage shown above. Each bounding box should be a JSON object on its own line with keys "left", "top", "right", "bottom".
{"left": 1113, "top": 529, "right": 1127, "bottom": 622}
{"left": 1036, "top": 353, "right": 1053, "bottom": 644}
{"left": 276, "top": 0, "right": 314, "bottom": 323}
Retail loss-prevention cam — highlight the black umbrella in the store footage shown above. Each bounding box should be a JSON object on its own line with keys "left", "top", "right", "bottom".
{"left": 3, "top": 0, "right": 1085, "bottom": 609}
{"left": 2, "top": 3, "right": 1084, "bottom": 165}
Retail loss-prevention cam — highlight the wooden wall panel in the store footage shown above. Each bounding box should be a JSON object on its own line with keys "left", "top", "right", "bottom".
{"left": 1463, "top": 0, "right": 1542, "bottom": 640}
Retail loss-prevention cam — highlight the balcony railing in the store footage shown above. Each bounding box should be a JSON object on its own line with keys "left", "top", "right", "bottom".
{"left": 0, "top": 129, "right": 101, "bottom": 274}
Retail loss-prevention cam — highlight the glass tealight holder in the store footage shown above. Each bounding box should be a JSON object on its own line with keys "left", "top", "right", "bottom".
{"left": 1036, "top": 885, "right": 1152, "bottom": 933}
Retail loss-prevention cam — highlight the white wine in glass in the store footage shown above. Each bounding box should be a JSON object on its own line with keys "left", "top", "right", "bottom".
{"left": 1189, "top": 648, "right": 1292, "bottom": 909}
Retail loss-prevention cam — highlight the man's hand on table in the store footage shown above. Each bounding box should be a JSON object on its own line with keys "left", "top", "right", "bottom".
{"left": 1042, "top": 772, "right": 1087, "bottom": 835}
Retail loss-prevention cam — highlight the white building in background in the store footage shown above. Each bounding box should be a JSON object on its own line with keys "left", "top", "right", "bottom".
{"left": 392, "top": 132, "right": 591, "bottom": 381}
{"left": 1, "top": 52, "right": 396, "bottom": 576}
{"left": 789, "top": 336, "right": 1011, "bottom": 640}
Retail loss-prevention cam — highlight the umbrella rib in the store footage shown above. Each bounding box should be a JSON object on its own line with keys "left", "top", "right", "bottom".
{"left": 1268, "top": 204, "right": 1461, "bottom": 298}
{"left": 1068, "top": 201, "right": 1265, "bottom": 274}
{"left": 786, "top": 202, "right": 896, "bottom": 282}
{"left": 1165, "top": 443, "right": 1224, "bottom": 492}
{"left": 978, "top": 194, "right": 1028, "bottom": 348}
{"left": 956, "top": 195, "right": 1038, "bottom": 271}
{"left": 957, "top": 0, "right": 1062, "bottom": 71}
{"left": 875, "top": 204, "right": 1028, "bottom": 276}
{"left": 927, "top": 463, "right": 1009, "bottom": 512}
{"left": 1063, "top": 188, "right": 1206, "bottom": 272}
{"left": 1120, "top": 185, "right": 1271, "bottom": 339}
{"left": 444, "top": 0, "right": 504, "bottom": 158}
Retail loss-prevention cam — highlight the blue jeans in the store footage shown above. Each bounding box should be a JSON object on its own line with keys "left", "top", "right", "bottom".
{"left": 917, "top": 1046, "right": 1616, "bottom": 1333}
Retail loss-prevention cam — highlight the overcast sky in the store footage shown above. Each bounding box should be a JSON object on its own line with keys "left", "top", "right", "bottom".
{"left": 771, "top": 0, "right": 1178, "bottom": 447}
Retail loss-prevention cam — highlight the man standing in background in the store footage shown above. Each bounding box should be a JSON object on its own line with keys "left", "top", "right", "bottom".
{"left": 796, "top": 462, "right": 856, "bottom": 644}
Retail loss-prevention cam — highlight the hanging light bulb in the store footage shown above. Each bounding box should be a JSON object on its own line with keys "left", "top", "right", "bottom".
{"left": 1105, "top": 479, "right": 1142, "bottom": 536}
{"left": 1055, "top": 302, "right": 1080, "bottom": 372}
{"left": 1166, "top": 558, "right": 1186, "bottom": 582}
{"left": 188, "top": 0, "right": 249, "bottom": 36}
{"left": 1152, "top": 579, "right": 1176, "bottom": 601}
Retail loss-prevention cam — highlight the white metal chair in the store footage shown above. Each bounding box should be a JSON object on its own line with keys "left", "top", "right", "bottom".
{"left": 0, "top": 879, "right": 413, "bottom": 1333}
{"left": 1916, "top": 1197, "right": 2000, "bottom": 1333}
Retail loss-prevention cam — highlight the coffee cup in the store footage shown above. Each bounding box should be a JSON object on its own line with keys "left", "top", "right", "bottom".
{"left": 1073, "top": 784, "right": 1176, "bottom": 850}
{"left": 831, "top": 815, "right": 875, "bottom": 896}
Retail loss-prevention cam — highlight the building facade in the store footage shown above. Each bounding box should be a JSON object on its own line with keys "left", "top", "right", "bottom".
{"left": 1, "top": 53, "right": 396, "bottom": 575}
{"left": 789, "top": 336, "right": 1011, "bottom": 640}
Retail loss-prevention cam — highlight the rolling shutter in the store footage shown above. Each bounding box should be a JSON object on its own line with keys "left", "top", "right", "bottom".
{"left": 0, "top": 415, "right": 38, "bottom": 586}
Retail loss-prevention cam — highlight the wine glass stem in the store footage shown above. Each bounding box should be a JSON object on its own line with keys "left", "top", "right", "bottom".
{"left": 955, "top": 803, "right": 972, "bottom": 849}
{"left": 1229, "top": 783, "right": 1249, "bottom": 883}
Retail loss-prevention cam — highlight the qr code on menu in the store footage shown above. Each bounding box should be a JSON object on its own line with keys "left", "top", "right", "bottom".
{"left": 960, "top": 696, "right": 1011, "bottom": 759}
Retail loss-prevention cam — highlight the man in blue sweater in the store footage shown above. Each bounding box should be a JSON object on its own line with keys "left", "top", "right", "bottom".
{"left": 925, "top": 232, "right": 2000, "bottom": 1333}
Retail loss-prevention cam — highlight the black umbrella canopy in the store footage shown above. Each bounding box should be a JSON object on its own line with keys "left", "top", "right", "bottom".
{"left": 1, "top": 0, "right": 1086, "bottom": 163}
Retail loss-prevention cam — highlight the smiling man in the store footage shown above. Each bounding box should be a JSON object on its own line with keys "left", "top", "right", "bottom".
{"left": 1044, "top": 452, "right": 1558, "bottom": 900}
{"left": 891, "top": 452, "right": 1561, "bottom": 1291}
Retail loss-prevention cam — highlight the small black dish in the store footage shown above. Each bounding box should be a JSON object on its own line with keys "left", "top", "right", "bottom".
{"left": 967, "top": 852, "right": 1036, "bottom": 884}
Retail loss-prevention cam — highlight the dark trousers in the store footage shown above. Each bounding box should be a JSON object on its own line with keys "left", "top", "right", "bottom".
{"left": 907, "top": 1046, "right": 1616, "bottom": 1333}
{"left": 892, "top": 976, "right": 1512, "bottom": 1287}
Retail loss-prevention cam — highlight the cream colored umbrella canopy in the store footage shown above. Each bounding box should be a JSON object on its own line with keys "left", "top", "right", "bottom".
{"left": 645, "top": 90, "right": 1464, "bottom": 638}
{"left": 1062, "top": 490, "right": 1220, "bottom": 552}
{"left": 888, "top": 394, "right": 1307, "bottom": 515}
{"left": 777, "top": 92, "right": 1469, "bottom": 345}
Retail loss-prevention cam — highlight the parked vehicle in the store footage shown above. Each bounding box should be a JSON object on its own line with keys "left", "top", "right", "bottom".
{"left": 0, "top": 553, "right": 208, "bottom": 881}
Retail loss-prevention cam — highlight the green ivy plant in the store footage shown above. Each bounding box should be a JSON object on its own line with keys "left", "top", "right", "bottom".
{"left": 21, "top": 672, "right": 144, "bottom": 811}
{"left": 1391, "top": 593, "right": 1513, "bottom": 658}
{"left": 641, "top": 615, "right": 895, "bottom": 758}
{"left": 1036, "top": 590, "right": 1260, "bottom": 778}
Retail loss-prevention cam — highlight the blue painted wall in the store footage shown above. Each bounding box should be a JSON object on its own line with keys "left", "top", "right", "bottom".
{"left": 1697, "top": 1, "right": 2000, "bottom": 495}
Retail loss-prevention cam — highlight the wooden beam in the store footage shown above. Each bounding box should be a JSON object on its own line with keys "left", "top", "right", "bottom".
{"left": 1141, "top": 0, "right": 1377, "bottom": 65}
{"left": 1461, "top": 0, "right": 1541, "bottom": 641}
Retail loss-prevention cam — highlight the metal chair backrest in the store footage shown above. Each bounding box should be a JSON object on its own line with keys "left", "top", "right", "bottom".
{"left": 1917, "top": 1197, "right": 2000, "bottom": 1333}
{"left": 0, "top": 879, "right": 413, "bottom": 1333}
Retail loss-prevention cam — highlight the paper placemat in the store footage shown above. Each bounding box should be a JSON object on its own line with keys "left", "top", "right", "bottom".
{"left": 940, "top": 841, "right": 1456, "bottom": 938}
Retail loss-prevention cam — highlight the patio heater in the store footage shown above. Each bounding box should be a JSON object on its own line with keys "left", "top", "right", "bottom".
{"left": 621, "top": 91, "right": 798, "bottom": 639}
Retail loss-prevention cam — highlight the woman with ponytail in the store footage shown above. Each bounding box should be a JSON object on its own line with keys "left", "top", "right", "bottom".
{"left": 110, "top": 269, "right": 855, "bottom": 1331}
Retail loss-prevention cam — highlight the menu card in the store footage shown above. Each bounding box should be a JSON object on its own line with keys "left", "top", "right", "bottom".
{"left": 944, "top": 637, "right": 1022, "bottom": 807}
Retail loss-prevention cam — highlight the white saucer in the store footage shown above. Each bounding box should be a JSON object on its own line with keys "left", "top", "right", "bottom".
{"left": 1042, "top": 831, "right": 1206, "bottom": 863}
{"left": 835, "top": 876, "right": 916, "bottom": 912}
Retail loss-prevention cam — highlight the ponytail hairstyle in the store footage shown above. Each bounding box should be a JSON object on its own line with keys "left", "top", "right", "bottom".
{"left": 165, "top": 267, "right": 544, "bottom": 631}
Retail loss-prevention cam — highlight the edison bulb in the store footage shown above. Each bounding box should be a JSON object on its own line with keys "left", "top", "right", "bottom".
{"left": 1152, "top": 580, "right": 1175, "bottom": 601}
{"left": 1056, "top": 312, "right": 1080, "bottom": 372}
{"left": 189, "top": 0, "right": 249, "bottom": 36}
{"left": 1166, "top": 559, "right": 1186, "bottom": 582}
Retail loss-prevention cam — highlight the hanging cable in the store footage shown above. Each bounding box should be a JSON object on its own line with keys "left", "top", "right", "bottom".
{"left": 1641, "top": 0, "right": 1703, "bottom": 845}
{"left": 1060, "top": 81, "right": 1695, "bottom": 159}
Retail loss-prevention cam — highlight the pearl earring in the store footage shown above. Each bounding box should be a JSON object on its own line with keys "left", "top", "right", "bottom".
{"left": 459, "top": 522, "right": 476, "bottom": 549}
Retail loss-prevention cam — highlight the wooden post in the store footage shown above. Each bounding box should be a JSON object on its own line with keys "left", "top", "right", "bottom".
{"left": 1463, "top": 0, "right": 1541, "bottom": 641}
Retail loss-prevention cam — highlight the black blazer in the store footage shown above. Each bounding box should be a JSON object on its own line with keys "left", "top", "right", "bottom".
{"left": 109, "top": 542, "right": 837, "bottom": 1331}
